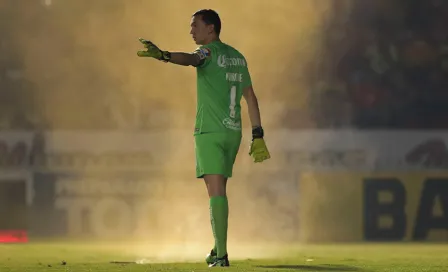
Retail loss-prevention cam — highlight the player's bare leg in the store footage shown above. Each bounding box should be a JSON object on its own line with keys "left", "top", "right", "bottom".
{"left": 204, "top": 175, "right": 227, "bottom": 197}
{"left": 204, "top": 174, "right": 230, "bottom": 267}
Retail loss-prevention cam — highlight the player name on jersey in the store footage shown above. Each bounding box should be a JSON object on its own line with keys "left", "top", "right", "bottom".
{"left": 226, "top": 72, "right": 243, "bottom": 82}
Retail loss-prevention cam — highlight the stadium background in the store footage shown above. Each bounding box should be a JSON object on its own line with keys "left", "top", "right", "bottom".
{"left": 0, "top": 0, "right": 447, "bottom": 249}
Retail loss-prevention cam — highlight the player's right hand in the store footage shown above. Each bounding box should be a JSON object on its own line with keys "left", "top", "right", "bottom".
{"left": 249, "top": 126, "right": 271, "bottom": 163}
{"left": 137, "top": 38, "right": 171, "bottom": 61}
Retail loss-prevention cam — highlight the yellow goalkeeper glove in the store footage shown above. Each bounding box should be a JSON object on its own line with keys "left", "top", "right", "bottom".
{"left": 249, "top": 127, "right": 271, "bottom": 163}
{"left": 137, "top": 38, "right": 171, "bottom": 62}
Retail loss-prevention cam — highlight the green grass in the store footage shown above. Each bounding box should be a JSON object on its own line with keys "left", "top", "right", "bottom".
{"left": 0, "top": 242, "right": 447, "bottom": 271}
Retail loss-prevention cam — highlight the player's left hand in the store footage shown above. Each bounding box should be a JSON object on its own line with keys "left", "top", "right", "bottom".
{"left": 249, "top": 138, "right": 271, "bottom": 163}
{"left": 137, "top": 38, "right": 171, "bottom": 61}
{"left": 249, "top": 127, "right": 271, "bottom": 163}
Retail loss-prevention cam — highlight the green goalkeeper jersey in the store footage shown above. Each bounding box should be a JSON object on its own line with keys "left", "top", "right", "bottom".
{"left": 193, "top": 40, "right": 252, "bottom": 135}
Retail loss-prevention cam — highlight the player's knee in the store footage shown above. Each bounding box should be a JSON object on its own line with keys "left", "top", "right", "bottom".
{"left": 204, "top": 174, "right": 227, "bottom": 197}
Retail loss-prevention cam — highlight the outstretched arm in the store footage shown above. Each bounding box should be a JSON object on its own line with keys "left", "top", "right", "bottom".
{"left": 136, "top": 38, "right": 204, "bottom": 67}
{"left": 168, "top": 52, "right": 201, "bottom": 67}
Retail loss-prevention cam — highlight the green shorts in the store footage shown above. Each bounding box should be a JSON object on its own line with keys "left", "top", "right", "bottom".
{"left": 194, "top": 132, "right": 242, "bottom": 178}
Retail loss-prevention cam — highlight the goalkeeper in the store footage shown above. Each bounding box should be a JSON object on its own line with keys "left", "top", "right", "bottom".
{"left": 137, "top": 9, "right": 270, "bottom": 267}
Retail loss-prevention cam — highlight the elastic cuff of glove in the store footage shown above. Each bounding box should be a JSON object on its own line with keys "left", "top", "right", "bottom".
{"left": 160, "top": 51, "right": 171, "bottom": 62}
{"left": 252, "top": 126, "right": 264, "bottom": 139}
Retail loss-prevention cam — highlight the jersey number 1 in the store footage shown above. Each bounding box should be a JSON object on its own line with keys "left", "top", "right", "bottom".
{"left": 229, "top": 86, "right": 236, "bottom": 118}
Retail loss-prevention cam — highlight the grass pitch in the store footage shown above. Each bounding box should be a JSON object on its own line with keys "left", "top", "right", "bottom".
{"left": 0, "top": 242, "right": 447, "bottom": 271}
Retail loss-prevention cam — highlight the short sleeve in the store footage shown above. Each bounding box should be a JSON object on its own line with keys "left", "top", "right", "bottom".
{"left": 193, "top": 45, "right": 213, "bottom": 68}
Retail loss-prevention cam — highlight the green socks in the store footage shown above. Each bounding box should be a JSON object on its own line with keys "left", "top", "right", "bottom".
{"left": 210, "top": 196, "right": 229, "bottom": 258}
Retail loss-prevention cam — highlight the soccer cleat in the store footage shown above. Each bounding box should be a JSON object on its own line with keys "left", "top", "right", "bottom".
{"left": 205, "top": 249, "right": 217, "bottom": 265}
{"left": 208, "top": 254, "right": 230, "bottom": 267}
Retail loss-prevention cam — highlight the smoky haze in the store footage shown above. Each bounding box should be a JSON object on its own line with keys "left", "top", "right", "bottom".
{"left": 7, "top": 0, "right": 344, "bottom": 262}
{"left": 15, "top": 0, "right": 334, "bottom": 129}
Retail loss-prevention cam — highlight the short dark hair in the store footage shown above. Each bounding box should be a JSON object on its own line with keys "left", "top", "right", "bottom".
{"left": 193, "top": 9, "right": 221, "bottom": 36}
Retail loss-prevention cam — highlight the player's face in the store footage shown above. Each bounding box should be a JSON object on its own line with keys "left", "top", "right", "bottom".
{"left": 190, "top": 15, "right": 212, "bottom": 45}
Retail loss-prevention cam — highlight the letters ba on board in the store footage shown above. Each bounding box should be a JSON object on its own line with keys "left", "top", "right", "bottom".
{"left": 298, "top": 173, "right": 448, "bottom": 242}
